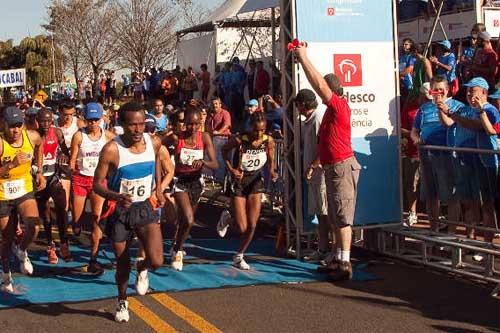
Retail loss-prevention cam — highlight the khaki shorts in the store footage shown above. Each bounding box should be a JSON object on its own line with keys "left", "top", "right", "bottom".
{"left": 323, "top": 157, "right": 361, "bottom": 227}
{"left": 307, "top": 181, "right": 328, "bottom": 216}
{"left": 402, "top": 157, "right": 420, "bottom": 194}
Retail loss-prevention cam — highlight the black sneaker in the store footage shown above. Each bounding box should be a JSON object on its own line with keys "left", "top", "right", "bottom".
{"left": 87, "top": 260, "right": 105, "bottom": 276}
{"left": 328, "top": 261, "right": 353, "bottom": 281}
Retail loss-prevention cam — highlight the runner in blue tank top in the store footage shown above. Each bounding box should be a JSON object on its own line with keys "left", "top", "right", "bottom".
{"left": 93, "top": 102, "right": 174, "bottom": 323}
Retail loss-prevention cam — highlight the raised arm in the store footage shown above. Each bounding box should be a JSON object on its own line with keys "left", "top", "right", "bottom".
{"left": 294, "top": 44, "right": 332, "bottom": 104}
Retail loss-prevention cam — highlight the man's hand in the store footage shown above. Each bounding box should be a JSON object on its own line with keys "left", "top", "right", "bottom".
{"left": 116, "top": 193, "right": 133, "bottom": 208}
{"left": 293, "top": 43, "right": 308, "bottom": 61}
{"left": 12, "top": 152, "right": 32, "bottom": 167}
{"left": 154, "top": 187, "right": 166, "bottom": 208}
{"left": 471, "top": 95, "right": 487, "bottom": 110}
{"left": 305, "top": 164, "right": 321, "bottom": 180}
{"left": 429, "top": 56, "right": 438, "bottom": 64}
{"left": 36, "top": 174, "right": 46, "bottom": 191}
{"left": 192, "top": 159, "right": 204, "bottom": 169}
{"left": 436, "top": 101, "right": 449, "bottom": 115}
{"left": 270, "top": 170, "right": 279, "bottom": 182}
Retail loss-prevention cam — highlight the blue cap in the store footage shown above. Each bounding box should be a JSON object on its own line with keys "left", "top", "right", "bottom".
{"left": 247, "top": 99, "right": 258, "bottom": 107}
{"left": 489, "top": 88, "right": 500, "bottom": 100}
{"left": 84, "top": 102, "right": 103, "bottom": 120}
{"left": 463, "top": 77, "right": 489, "bottom": 90}
{"left": 3, "top": 106, "right": 24, "bottom": 126}
{"left": 25, "top": 107, "right": 39, "bottom": 116}
{"left": 437, "top": 40, "right": 451, "bottom": 50}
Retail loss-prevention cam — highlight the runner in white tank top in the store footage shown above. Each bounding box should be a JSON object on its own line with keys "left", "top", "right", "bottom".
{"left": 69, "top": 102, "right": 115, "bottom": 274}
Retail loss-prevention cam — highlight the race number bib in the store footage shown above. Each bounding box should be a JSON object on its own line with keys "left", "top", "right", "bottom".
{"left": 3, "top": 179, "right": 26, "bottom": 200}
{"left": 241, "top": 151, "right": 267, "bottom": 172}
{"left": 120, "top": 175, "right": 152, "bottom": 202}
{"left": 82, "top": 156, "right": 99, "bottom": 172}
{"left": 179, "top": 148, "right": 204, "bottom": 166}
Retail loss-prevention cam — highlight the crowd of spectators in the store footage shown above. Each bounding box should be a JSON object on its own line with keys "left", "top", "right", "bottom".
{"left": 397, "top": 0, "right": 499, "bottom": 22}
{"left": 400, "top": 23, "right": 500, "bottom": 257}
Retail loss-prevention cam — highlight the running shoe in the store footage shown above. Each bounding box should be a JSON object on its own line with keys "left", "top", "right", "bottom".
{"left": 1, "top": 272, "right": 14, "bottom": 293}
{"left": 47, "top": 243, "right": 59, "bottom": 265}
{"left": 217, "top": 209, "right": 231, "bottom": 238}
{"left": 115, "top": 299, "right": 130, "bottom": 323}
{"left": 472, "top": 253, "right": 484, "bottom": 262}
{"left": 408, "top": 212, "right": 418, "bottom": 226}
{"left": 303, "top": 250, "right": 327, "bottom": 262}
{"left": 60, "top": 242, "right": 73, "bottom": 262}
{"left": 87, "top": 260, "right": 105, "bottom": 275}
{"left": 328, "top": 261, "right": 353, "bottom": 281}
{"left": 319, "top": 251, "right": 336, "bottom": 267}
{"left": 15, "top": 248, "right": 33, "bottom": 275}
{"left": 135, "top": 269, "right": 149, "bottom": 296}
{"left": 171, "top": 251, "right": 183, "bottom": 271}
{"left": 233, "top": 254, "right": 250, "bottom": 270}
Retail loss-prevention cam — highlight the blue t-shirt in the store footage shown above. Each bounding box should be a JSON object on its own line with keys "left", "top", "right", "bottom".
{"left": 476, "top": 103, "right": 500, "bottom": 167}
{"left": 153, "top": 113, "right": 168, "bottom": 133}
{"left": 436, "top": 53, "right": 456, "bottom": 83}
{"left": 265, "top": 107, "right": 283, "bottom": 131}
{"left": 413, "top": 101, "right": 448, "bottom": 145}
{"left": 399, "top": 53, "right": 417, "bottom": 89}
{"left": 462, "top": 47, "right": 475, "bottom": 61}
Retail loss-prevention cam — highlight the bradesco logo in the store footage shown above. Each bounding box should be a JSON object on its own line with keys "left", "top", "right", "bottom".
{"left": 333, "top": 54, "right": 362, "bottom": 87}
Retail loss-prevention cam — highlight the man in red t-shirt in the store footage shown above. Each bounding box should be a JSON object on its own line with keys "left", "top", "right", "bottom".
{"left": 469, "top": 31, "right": 498, "bottom": 90}
{"left": 254, "top": 61, "right": 270, "bottom": 97}
{"left": 206, "top": 97, "right": 232, "bottom": 181}
{"left": 295, "top": 43, "right": 361, "bottom": 281}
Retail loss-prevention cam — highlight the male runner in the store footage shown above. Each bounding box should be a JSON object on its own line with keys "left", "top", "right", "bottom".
{"left": 0, "top": 107, "right": 46, "bottom": 292}
{"left": 36, "top": 109, "right": 72, "bottom": 263}
{"left": 93, "top": 101, "right": 171, "bottom": 322}
{"left": 69, "top": 102, "right": 114, "bottom": 274}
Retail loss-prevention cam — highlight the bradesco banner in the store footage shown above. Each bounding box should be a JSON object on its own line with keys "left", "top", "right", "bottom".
{"left": 0, "top": 68, "right": 26, "bottom": 88}
{"left": 296, "top": 0, "right": 400, "bottom": 226}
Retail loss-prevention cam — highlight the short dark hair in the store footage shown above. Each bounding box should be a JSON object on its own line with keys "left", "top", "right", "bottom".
{"left": 250, "top": 111, "right": 266, "bottom": 127}
{"left": 324, "top": 74, "right": 344, "bottom": 96}
{"left": 431, "top": 75, "right": 448, "bottom": 87}
{"left": 119, "top": 101, "right": 144, "bottom": 123}
{"left": 200, "top": 64, "right": 207, "bottom": 70}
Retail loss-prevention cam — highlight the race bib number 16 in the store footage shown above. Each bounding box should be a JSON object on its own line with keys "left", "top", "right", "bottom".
{"left": 120, "top": 175, "right": 152, "bottom": 202}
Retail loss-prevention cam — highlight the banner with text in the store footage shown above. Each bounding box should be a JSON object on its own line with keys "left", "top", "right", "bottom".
{"left": 296, "top": 0, "right": 401, "bottom": 226}
{"left": 0, "top": 68, "right": 26, "bottom": 88}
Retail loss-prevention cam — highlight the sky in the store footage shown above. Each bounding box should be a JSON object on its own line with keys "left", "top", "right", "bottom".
{"left": 0, "top": 0, "right": 225, "bottom": 44}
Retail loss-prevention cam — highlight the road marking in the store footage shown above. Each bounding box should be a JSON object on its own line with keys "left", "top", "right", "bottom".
{"left": 151, "top": 293, "right": 222, "bottom": 333}
{"left": 128, "top": 297, "right": 178, "bottom": 333}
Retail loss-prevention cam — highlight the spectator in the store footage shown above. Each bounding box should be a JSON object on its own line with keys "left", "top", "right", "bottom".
{"left": 247, "top": 60, "right": 257, "bottom": 99}
{"left": 121, "top": 74, "right": 130, "bottom": 97}
{"left": 213, "top": 65, "right": 225, "bottom": 101}
{"left": 242, "top": 99, "right": 261, "bottom": 133}
{"left": 263, "top": 94, "right": 284, "bottom": 135}
{"left": 199, "top": 64, "right": 211, "bottom": 103}
{"left": 295, "top": 43, "right": 361, "bottom": 281}
{"left": 408, "top": 43, "right": 433, "bottom": 101}
{"left": 229, "top": 60, "right": 247, "bottom": 130}
{"left": 401, "top": 83, "right": 432, "bottom": 226}
{"left": 445, "top": 77, "right": 500, "bottom": 245}
{"left": 411, "top": 75, "right": 463, "bottom": 232}
{"left": 206, "top": 97, "right": 232, "bottom": 182}
{"left": 430, "top": 40, "right": 457, "bottom": 86}
{"left": 468, "top": 31, "right": 498, "bottom": 90}
{"left": 399, "top": 38, "right": 417, "bottom": 98}
{"left": 162, "top": 72, "right": 179, "bottom": 106}
{"left": 221, "top": 62, "right": 233, "bottom": 109}
{"left": 255, "top": 61, "right": 270, "bottom": 97}
{"left": 295, "top": 89, "right": 333, "bottom": 263}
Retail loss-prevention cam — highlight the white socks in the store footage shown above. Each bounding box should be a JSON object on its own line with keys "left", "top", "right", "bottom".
{"left": 340, "top": 250, "right": 350, "bottom": 262}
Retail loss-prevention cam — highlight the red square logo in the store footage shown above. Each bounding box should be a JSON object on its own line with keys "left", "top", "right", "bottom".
{"left": 333, "top": 54, "right": 363, "bottom": 86}
{"left": 494, "top": 19, "right": 499, "bottom": 28}
{"left": 327, "top": 7, "right": 335, "bottom": 16}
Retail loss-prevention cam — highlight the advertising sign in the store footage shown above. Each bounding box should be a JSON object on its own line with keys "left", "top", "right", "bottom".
{"left": 0, "top": 68, "right": 26, "bottom": 88}
{"left": 295, "top": 0, "right": 401, "bottom": 226}
{"left": 484, "top": 8, "right": 500, "bottom": 38}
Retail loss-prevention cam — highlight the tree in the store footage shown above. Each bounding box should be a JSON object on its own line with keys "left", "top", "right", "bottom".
{"left": 110, "top": 0, "right": 179, "bottom": 70}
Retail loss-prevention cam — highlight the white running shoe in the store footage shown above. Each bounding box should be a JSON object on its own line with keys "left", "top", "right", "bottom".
{"left": 233, "top": 254, "right": 250, "bottom": 270}
{"left": 472, "top": 253, "right": 484, "bottom": 262}
{"left": 171, "top": 251, "right": 183, "bottom": 271}
{"left": 15, "top": 248, "right": 33, "bottom": 275}
{"left": 303, "top": 250, "right": 326, "bottom": 262}
{"left": 217, "top": 210, "right": 231, "bottom": 238}
{"left": 135, "top": 269, "right": 149, "bottom": 296}
{"left": 408, "top": 212, "right": 418, "bottom": 226}
{"left": 115, "top": 300, "right": 129, "bottom": 323}
{"left": 1, "top": 272, "right": 14, "bottom": 293}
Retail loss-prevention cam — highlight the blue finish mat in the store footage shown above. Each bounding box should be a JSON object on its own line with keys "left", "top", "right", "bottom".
{"left": 0, "top": 239, "right": 377, "bottom": 308}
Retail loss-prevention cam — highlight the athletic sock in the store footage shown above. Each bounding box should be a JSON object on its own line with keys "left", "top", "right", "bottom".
{"left": 340, "top": 250, "right": 350, "bottom": 262}
{"left": 335, "top": 248, "right": 342, "bottom": 261}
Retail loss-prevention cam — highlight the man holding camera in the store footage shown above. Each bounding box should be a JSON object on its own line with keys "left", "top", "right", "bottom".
{"left": 294, "top": 43, "right": 361, "bottom": 281}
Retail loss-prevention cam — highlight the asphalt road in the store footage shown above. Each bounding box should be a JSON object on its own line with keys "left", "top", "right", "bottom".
{"left": 0, "top": 197, "right": 499, "bottom": 332}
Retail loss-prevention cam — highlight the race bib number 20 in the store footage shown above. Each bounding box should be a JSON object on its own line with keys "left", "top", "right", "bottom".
{"left": 241, "top": 152, "right": 267, "bottom": 172}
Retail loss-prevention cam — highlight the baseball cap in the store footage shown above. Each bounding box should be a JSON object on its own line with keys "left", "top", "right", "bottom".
{"left": 145, "top": 114, "right": 157, "bottom": 132}
{"left": 478, "top": 31, "right": 491, "bottom": 41}
{"left": 247, "top": 99, "right": 258, "bottom": 107}
{"left": 3, "top": 106, "right": 24, "bottom": 126}
{"left": 437, "top": 40, "right": 451, "bottom": 50}
{"left": 463, "top": 77, "right": 489, "bottom": 90}
{"left": 294, "top": 89, "right": 317, "bottom": 103}
{"left": 84, "top": 102, "right": 103, "bottom": 120}
{"left": 489, "top": 88, "right": 500, "bottom": 100}
{"left": 25, "top": 107, "right": 39, "bottom": 116}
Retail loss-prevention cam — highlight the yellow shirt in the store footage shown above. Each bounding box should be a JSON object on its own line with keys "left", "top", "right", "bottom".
{"left": 0, "top": 130, "right": 34, "bottom": 200}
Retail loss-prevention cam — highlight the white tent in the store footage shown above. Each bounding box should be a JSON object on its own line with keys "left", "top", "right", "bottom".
{"left": 176, "top": 0, "right": 280, "bottom": 77}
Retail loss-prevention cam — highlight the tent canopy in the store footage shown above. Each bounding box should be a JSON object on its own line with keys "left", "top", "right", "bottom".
{"left": 176, "top": 0, "right": 279, "bottom": 36}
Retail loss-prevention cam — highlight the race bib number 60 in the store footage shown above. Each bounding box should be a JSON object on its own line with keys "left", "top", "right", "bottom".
{"left": 120, "top": 175, "right": 152, "bottom": 202}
